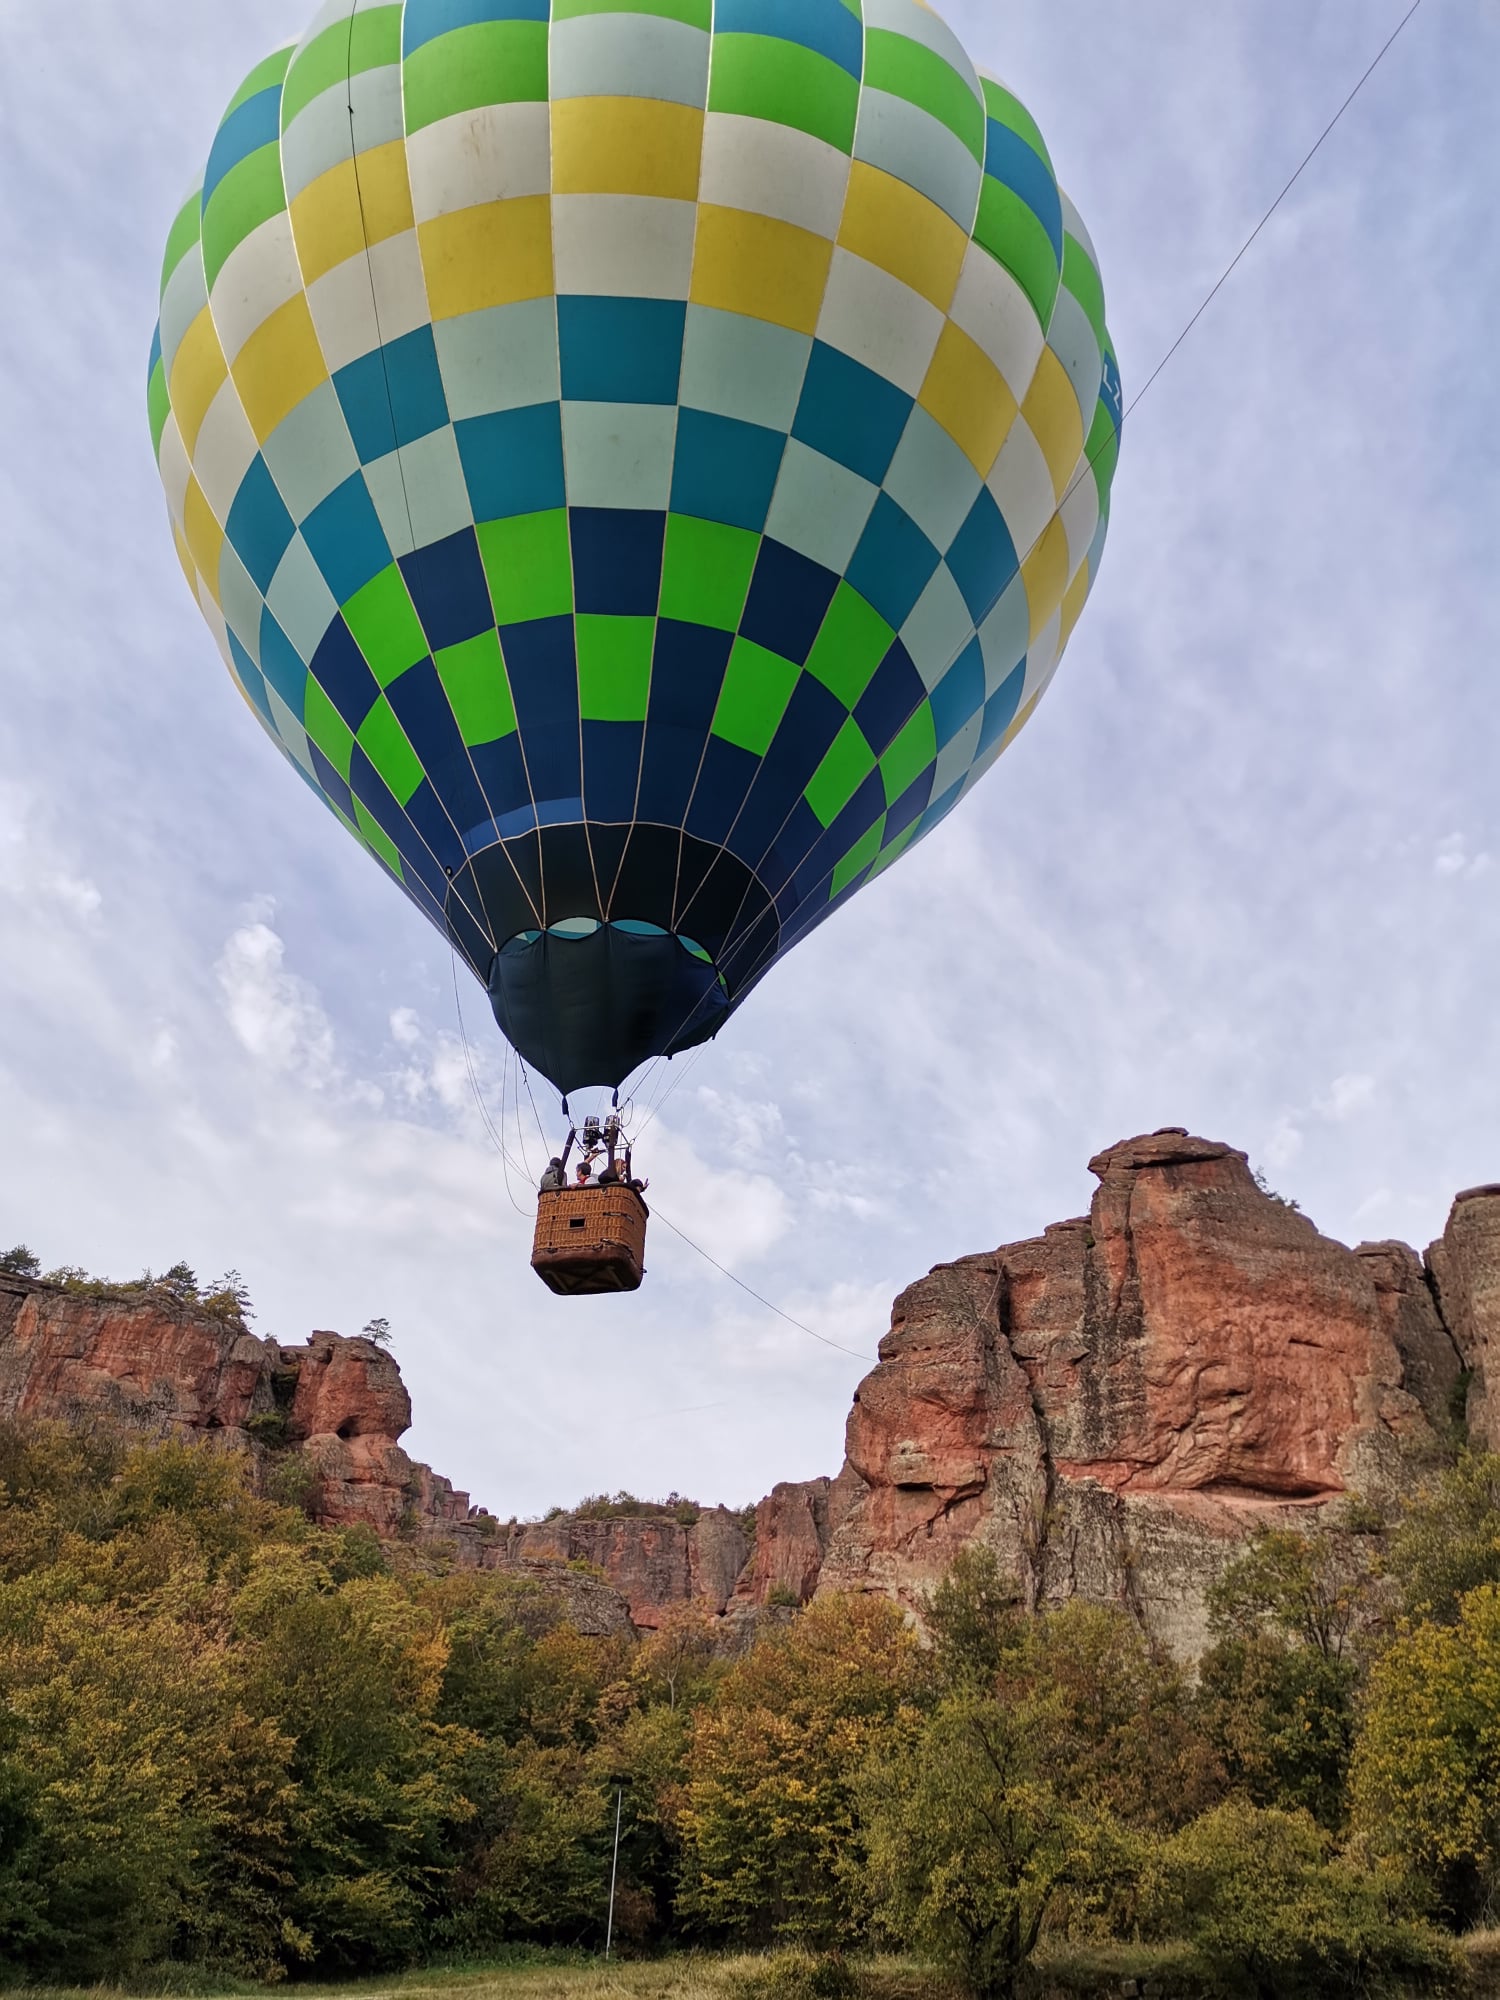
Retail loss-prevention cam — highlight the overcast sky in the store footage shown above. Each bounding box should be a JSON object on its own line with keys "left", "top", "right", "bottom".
{"left": 2, "top": 1, "right": 1496, "bottom": 1521}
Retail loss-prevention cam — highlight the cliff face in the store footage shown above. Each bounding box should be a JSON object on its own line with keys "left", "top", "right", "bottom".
{"left": 5, "top": 1130, "right": 1499, "bottom": 1655}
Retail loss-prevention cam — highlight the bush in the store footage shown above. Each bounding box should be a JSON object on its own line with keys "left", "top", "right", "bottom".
{"left": 728, "top": 1947, "right": 860, "bottom": 2000}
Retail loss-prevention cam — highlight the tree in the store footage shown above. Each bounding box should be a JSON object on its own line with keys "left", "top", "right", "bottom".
{"left": 926, "top": 1545, "right": 1024, "bottom": 1689}
{"left": 1144, "top": 1801, "right": 1455, "bottom": 1999}
{"left": 1385, "top": 1451, "right": 1500, "bottom": 1625}
{"left": 363, "top": 1317, "right": 393, "bottom": 1346}
{"left": 677, "top": 1595, "right": 921, "bottom": 1946}
{"left": 0, "top": 1247, "right": 40, "bottom": 1279}
{"left": 859, "top": 1690, "right": 1127, "bottom": 2000}
{"left": 1351, "top": 1579, "right": 1500, "bottom": 1924}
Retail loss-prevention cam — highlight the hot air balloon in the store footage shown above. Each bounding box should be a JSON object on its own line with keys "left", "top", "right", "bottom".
{"left": 149, "top": 0, "right": 1121, "bottom": 1226}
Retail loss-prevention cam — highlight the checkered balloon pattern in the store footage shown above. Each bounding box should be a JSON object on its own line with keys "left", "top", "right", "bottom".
{"left": 150, "top": 0, "right": 1121, "bottom": 1091}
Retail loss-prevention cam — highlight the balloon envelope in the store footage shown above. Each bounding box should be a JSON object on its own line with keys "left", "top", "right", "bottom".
{"left": 150, "top": 0, "right": 1121, "bottom": 1095}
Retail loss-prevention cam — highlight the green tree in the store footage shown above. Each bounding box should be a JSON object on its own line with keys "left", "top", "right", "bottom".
{"left": 678, "top": 1595, "right": 921, "bottom": 1946}
{"left": 1351, "top": 1579, "right": 1500, "bottom": 1924}
{"left": 859, "top": 1689, "right": 1127, "bottom": 2000}
{"left": 0, "top": 1247, "right": 40, "bottom": 1278}
{"left": 1386, "top": 1450, "right": 1500, "bottom": 1625}
{"left": 1144, "top": 1801, "right": 1456, "bottom": 1999}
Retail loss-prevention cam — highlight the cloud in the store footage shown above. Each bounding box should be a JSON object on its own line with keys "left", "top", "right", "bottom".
{"left": 216, "top": 916, "right": 337, "bottom": 1085}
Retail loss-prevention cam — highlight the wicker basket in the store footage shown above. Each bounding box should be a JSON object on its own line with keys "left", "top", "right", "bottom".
{"left": 531, "top": 1185, "right": 648, "bottom": 1295}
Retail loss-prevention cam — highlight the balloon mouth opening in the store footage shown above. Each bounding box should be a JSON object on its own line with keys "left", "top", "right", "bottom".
{"left": 487, "top": 919, "right": 731, "bottom": 1095}
{"left": 500, "top": 916, "right": 727, "bottom": 996}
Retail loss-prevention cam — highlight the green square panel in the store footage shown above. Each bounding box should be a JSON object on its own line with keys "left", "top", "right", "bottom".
{"left": 403, "top": 22, "right": 549, "bottom": 132}
{"left": 434, "top": 629, "right": 516, "bottom": 745}
{"left": 863, "top": 31, "right": 984, "bottom": 162}
{"left": 659, "top": 516, "right": 759, "bottom": 632}
{"left": 870, "top": 819, "right": 921, "bottom": 878}
{"left": 554, "top": 0, "right": 709, "bottom": 20}
{"left": 975, "top": 180, "right": 1060, "bottom": 327}
{"left": 357, "top": 694, "right": 425, "bottom": 805}
{"left": 577, "top": 616, "right": 654, "bottom": 722}
{"left": 201, "top": 147, "right": 286, "bottom": 288}
{"left": 354, "top": 798, "right": 404, "bottom": 877}
{"left": 712, "top": 637, "right": 800, "bottom": 756}
{"left": 880, "top": 705, "right": 937, "bottom": 806}
{"left": 804, "top": 583, "right": 895, "bottom": 710}
{"left": 707, "top": 38, "right": 859, "bottom": 154}
{"left": 304, "top": 676, "right": 355, "bottom": 780}
{"left": 344, "top": 565, "right": 429, "bottom": 687}
{"left": 805, "top": 717, "right": 876, "bottom": 829}
{"left": 831, "top": 816, "right": 884, "bottom": 898}
{"left": 479, "top": 510, "right": 573, "bottom": 625}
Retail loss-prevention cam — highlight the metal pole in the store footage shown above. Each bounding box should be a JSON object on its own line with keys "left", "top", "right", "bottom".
{"left": 604, "top": 1786, "right": 623, "bottom": 1960}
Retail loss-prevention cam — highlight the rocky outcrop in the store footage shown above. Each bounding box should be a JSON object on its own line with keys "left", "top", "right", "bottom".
{"left": 806, "top": 1131, "right": 1465, "bottom": 1658}
{"left": 6, "top": 1129, "right": 1497, "bottom": 1657}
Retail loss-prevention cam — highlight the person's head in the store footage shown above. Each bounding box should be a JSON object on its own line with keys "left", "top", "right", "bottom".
{"left": 575, "top": 1163, "right": 590, "bottom": 1181}
{"left": 547, "top": 1157, "right": 562, "bottom": 1171}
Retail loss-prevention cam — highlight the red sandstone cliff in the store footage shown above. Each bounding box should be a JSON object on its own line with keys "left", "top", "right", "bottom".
{"left": 5, "top": 1129, "right": 1498, "bottom": 1653}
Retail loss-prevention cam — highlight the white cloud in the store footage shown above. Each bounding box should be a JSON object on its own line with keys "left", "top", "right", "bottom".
{"left": 1435, "top": 834, "right": 1492, "bottom": 880}
{"left": 216, "top": 918, "right": 337, "bottom": 1084}
{"left": 1315, "top": 1073, "right": 1377, "bottom": 1122}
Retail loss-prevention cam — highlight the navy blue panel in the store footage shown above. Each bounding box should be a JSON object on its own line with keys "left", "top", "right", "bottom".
{"left": 499, "top": 615, "right": 578, "bottom": 728}
{"left": 571, "top": 508, "right": 665, "bottom": 616}
{"left": 756, "top": 797, "right": 824, "bottom": 902}
{"left": 557, "top": 296, "right": 686, "bottom": 405}
{"left": 740, "top": 539, "right": 839, "bottom": 665}
{"left": 854, "top": 638, "right": 925, "bottom": 756}
{"left": 946, "top": 487, "right": 1018, "bottom": 624}
{"left": 456, "top": 403, "right": 566, "bottom": 521}
{"left": 311, "top": 617, "right": 380, "bottom": 729}
{"left": 349, "top": 744, "right": 414, "bottom": 847}
{"left": 846, "top": 494, "right": 941, "bottom": 631}
{"left": 469, "top": 733, "right": 532, "bottom": 821}
{"left": 809, "top": 768, "right": 887, "bottom": 885}
{"left": 634, "top": 622, "right": 732, "bottom": 820}
{"left": 226, "top": 456, "right": 296, "bottom": 591}
{"left": 735, "top": 670, "right": 847, "bottom": 865}
{"left": 671, "top": 409, "right": 785, "bottom": 533}
{"left": 308, "top": 743, "right": 355, "bottom": 822}
{"left": 519, "top": 730, "right": 583, "bottom": 799}
{"left": 582, "top": 721, "right": 645, "bottom": 822}
{"left": 381, "top": 324, "right": 450, "bottom": 445}
{"left": 385, "top": 660, "right": 491, "bottom": 830}
{"left": 930, "top": 636, "right": 985, "bottom": 748}
{"left": 792, "top": 342, "right": 913, "bottom": 485}
{"left": 401, "top": 779, "right": 467, "bottom": 874}
{"left": 637, "top": 728, "right": 707, "bottom": 826}
{"left": 400, "top": 528, "right": 493, "bottom": 649}
{"left": 302, "top": 474, "right": 392, "bottom": 604}
{"left": 684, "top": 736, "right": 760, "bottom": 845}
{"left": 333, "top": 349, "right": 398, "bottom": 463}
{"left": 977, "top": 660, "right": 1026, "bottom": 757}
{"left": 884, "top": 764, "right": 935, "bottom": 843}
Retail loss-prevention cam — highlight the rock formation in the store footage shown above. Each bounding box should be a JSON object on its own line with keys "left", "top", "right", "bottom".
{"left": 5, "top": 1130, "right": 1499, "bottom": 1654}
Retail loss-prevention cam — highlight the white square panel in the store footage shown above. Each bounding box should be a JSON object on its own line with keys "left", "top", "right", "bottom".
{"left": 265, "top": 533, "right": 339, "bottom": 659}
{"left": 765, "top": 439, "right": 878, "bottom": 574}
{"left": 978, "top": 574, "right": 1031, "bottom": 696}
{"left": 562, "top": 400, "right": 676, "bottom": 509}
{"left": 900, "top": 564, "right": 972, "bottom": 692}
{"left": 219, "top": 544, "right": 266, "bottom": 663}
{"left": 679, "top": 305, "right": 810, "bottom": 431}
{"left": 158, "top": 240, "right": 209, "bottom": 380}
{"left": 815, "top": 247, "right": 943, "bottom": 398}
{"left": 853, "top": 89, "right": 981, "bottom": 234}
{"left": 263, "top": 378, "right": 362, "bottom": 523}
{"left": 987, "top": 419, "right": 1056, "bottom": 562}
{"left": 405, "top": 102, "right": 550, "bottom": 223}
{"left": 434, "top": 298, "right": 560, "bottom": 419}
{"left": 948, "top": 241, "right": 1046, "bottom": 403}
{"left": 930, "top": 708, "right": 983, "bottom": 798}
{"left": 209, "top": 213, "right": 304, "bottom": 364}
{"left": 884, "top": 405, "right": 983, "bottom": 553}
{"left": 553, "top": 194, "right": 697, "bottom": 300}
{"left": 550, "top": 13, "right": 709, "bottom": 105}
{"left": 698, "top": 112, "right": 850, "bottom": 239}
{"left": 192, "top": 375, "right": 262, "bottom": 521}
{"left": 392, "top": 425, "right": 474, "bottom": 547}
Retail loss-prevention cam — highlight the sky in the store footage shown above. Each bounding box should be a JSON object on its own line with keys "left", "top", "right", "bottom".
{"left": 2, "top": 1, "right": 1497, "bottom": 1522}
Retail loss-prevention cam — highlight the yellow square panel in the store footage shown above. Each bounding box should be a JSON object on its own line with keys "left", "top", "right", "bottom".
{"left": 838, "top": 162, "right": 966, "bottom": 313}
{"left": 919, "top": 320, "right": 1018, "bottom": 477}
{"left": 168, "top": 307, "right": 230, "bottom": 458}
{"left": 419, "top": 196, "right": 555, "bottom": 318}
{"left": 292, "top": 145, "right": 417, "bottom": 287}
{"left": 1000, "top": 688, "right": 1041, "bottom": 756}
{"left": 182, "top": 476, "right": 225, "bottom": 602}
{"left": 552, "top": 97, "right": 703, "bottom": 201}
{"left": 1020, "top": 345, "right": 1086, "bottom": 504}
{"left": 171, "top": 519, "right": 199, "bottom": 599}
{"left": 231, "top": 293, "right": 329, "bottom": 443}
{"left": 1021, "top": 513, "right": 1070, "bottom": 643}
{"left": 691, "top": 205, "right": 834, "bottom": 337}
{"left": 1058, "top": 561, "right": 1090, "bottom": 648}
